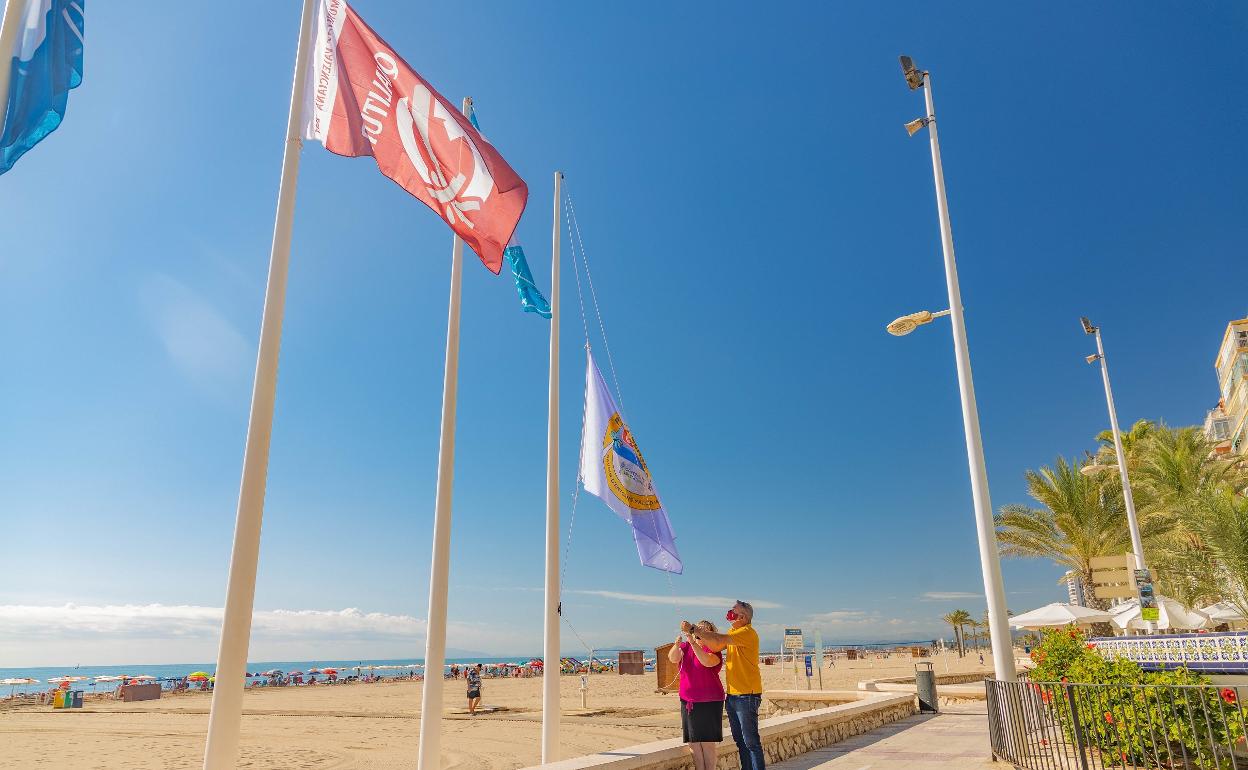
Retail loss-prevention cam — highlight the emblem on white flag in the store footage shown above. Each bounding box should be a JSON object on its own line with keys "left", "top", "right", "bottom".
{"left": 580, "top": 354, "right": 682, "bottom": 574}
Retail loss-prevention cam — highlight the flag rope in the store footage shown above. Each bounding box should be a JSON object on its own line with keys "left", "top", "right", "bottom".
{"left": 556, "top": 186, "right": 685, "bottom": 661}
{"left": 565, "top": 187, "right": 629, "bottom": 420}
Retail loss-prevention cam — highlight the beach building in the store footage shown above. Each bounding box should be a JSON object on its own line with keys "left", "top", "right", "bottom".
{"left": 1063, "top": 570, "right": 1086, "bottom": 607}
{"left": 1204, "top": 317, "right": 1248, "bottom": 456}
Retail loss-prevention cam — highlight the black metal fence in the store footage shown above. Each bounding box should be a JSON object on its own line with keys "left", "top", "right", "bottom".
{"left": 985, "top": 678, "right": 1248, "bottom": 769}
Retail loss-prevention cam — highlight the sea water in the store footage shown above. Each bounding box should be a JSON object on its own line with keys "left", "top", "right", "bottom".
{"left": 0, "top": 655, "right": 574, "bottom": 696}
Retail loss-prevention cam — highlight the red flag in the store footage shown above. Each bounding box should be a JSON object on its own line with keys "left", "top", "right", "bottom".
{"left": 302, "top": 0, "right": 527, "bottom": 273}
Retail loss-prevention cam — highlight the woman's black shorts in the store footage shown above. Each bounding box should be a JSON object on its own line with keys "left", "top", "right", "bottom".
{"left": 680, "top": 699, "right": 724, "bottom": 743}
{"left": 467, "top": 689, "right": 481, "bottom": 699}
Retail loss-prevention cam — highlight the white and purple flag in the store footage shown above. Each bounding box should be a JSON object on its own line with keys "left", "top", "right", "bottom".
{"left": 580, "top": 353, "right": 682, "bottom": 574}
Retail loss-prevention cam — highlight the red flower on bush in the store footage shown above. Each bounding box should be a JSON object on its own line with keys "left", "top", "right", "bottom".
{"left": 1086, "top": 643, "right": 1097, "bottom": 650}
{"left": 1222, "top": 688, "right": 1238, "bottom": 705}
{"left": 1041, "top": 690, "right": 1052, "bottom": 703}
{"left": 1104, "top": 712, "right": 1114, "bottom": 724}
{"left": 1121, "top": 751, "right": 1129, "bottom": 762}
{"left": 1060, "top": 676, "right": 1069, "bottom": 684}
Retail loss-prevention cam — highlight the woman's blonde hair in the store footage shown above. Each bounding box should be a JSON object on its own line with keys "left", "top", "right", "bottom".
{"left": 695, "top": 619, "right": 718, "bottom": 634}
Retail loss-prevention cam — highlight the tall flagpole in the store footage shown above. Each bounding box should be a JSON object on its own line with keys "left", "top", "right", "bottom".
{"left": 202, "top": 0, "right": 316, "bottom": 767}
{"left": 0, "top": 0, "right": 30, "bottom": 130}
{"left": 542, "top": 171, "right": 563, "bottom": 764}
{"left": 416, "top": 96, "right": 473, "bottom": 770}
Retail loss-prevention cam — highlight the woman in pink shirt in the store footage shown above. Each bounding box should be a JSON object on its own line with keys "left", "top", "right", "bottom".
{"left": 666, "top": 619, "right": 725, "bottom": 769}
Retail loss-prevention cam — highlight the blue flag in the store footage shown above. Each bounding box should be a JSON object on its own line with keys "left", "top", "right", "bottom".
{"left": 0, "top": 0, "right": 85, "bottom": 176}
{"left": 469, "top": 104, "right": 552, "bottom": 318}
{"left": 504, "top": 242, "right": 552, "bottom": 319}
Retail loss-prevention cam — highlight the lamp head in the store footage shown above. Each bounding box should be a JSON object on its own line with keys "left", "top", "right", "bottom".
{"left": 905, "top": 117, "right": 930, "bottom": 136}
{"left": 899, "top": 55, "right": 925, "bottom": 90}
{"left": 887, "top": 310, "right": 934, "bottom": 336}
{"left": 1080, "top": 316, "right": 1097, "bottom": 335}
{"left": 1086, "top": 354, "right": 1102, "bottom": 365}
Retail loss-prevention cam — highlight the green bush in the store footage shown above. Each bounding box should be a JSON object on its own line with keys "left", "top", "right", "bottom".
{"left": 1024, "top": 627, "right": 1247, "bottom": 768}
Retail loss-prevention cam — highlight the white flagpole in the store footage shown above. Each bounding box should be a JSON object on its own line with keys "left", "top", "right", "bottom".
{"left": 0, "top": 0, "right": 30, "bottom": 132}
{"left": 415, "top": 95, "right": 473, "bottom": 770}
{"left": 201, "top": 0, "right": 316, "bottom": 767}
{"left": 542, "top": 171, "right": 563, "bottom": 764}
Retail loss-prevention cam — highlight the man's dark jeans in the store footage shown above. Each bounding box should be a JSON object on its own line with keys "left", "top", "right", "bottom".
{"left": 726, "top": 693, "right": 765, "bottom": 770}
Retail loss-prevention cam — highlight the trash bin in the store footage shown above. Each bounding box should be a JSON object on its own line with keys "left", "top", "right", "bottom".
{"left": 915, "top": 661, "right": 938, "bottom": 713}
{"left": 71, "top": 690, "right": 84, "bottom": 708}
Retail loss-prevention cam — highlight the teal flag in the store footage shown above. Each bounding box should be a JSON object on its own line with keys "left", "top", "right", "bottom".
{"left": 468, "top": 104, "right": 550, "bottom": 319}
{"left": 504, "top": 243, "right": 552, "bottom": 319}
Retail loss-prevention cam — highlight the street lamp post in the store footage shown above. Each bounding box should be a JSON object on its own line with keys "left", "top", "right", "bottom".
{"left": 894, "top": 55, "right": 1016, "bottom": 683}
{"left": 1081, "top": 318, "right": 1149, "bottom": 574}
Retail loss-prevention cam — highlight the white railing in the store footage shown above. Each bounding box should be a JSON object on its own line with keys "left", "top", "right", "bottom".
{"left": 1091, "top": 631, "right": 1248, "bottom": 672}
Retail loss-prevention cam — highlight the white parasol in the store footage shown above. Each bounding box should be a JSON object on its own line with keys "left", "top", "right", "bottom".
{"left": 1199, "top": 601, "right": 1248, "bottom": 624}
{"left": 1111, "top": 596, "right": 1211, "bottom": 631}
{"left": 1, "top": 677, "right": 38, "bottom": 698}
{"left": 1009, "top": 602, "right": 1114, "bottom": 629}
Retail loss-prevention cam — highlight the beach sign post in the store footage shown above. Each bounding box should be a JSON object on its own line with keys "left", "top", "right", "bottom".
{"left": 784, "top": 628, "right": 803, "bottom": 689}
{"left": 813, "top": 630, "right": 823, "bottom": 690}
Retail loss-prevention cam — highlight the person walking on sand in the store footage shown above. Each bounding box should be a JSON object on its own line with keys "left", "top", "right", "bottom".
{"left": 466, "top": 663, "right": 483, "bottom": 716}
{"left": 667, "top": 620, "right": 725, "bottom": 770}
{"left": 688, "top": 600, "right": 765, "bottom": 770}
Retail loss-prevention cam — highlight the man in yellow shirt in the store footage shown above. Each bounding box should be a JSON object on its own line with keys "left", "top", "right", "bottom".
{"left": 687, "top": 600, "right": 765, "bottom": 770}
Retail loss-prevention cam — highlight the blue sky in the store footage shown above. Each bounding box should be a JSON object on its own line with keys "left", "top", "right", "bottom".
{"left": 2, "top": 1, "right": 1247, "bottom": 666}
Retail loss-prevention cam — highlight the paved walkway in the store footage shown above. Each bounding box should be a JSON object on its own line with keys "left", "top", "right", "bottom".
{"left": 771, "top": 703, "right": 997, "bottom": 769}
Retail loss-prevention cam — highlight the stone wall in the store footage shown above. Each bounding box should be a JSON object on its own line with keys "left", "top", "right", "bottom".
{"left": 521, "top": 691, "right": 917, "bottom": 770}
{"left": 762, "top": 692, "right": 855, "bottom": 717}
{"left": 862, "top": 670, "right": 989, "bottom": 687}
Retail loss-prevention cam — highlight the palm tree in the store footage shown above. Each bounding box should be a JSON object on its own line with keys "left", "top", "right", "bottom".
{"left": 1127, "top": 426, "right": 1245, "bottom": 605}
{"left": 942, "top": 610, "right": 970, "bottom": 657}
{"left": 1093, "top": 419, "right": 1156, "bottom": 468}
{"left": 996, "top": 456, "right": 1165, "bottom": 611}
{"left": 1184, "top": 487, "right": 1248, "bottom": 619}
{"left": 969, "top": 619, "right": 986, "bottom": 650}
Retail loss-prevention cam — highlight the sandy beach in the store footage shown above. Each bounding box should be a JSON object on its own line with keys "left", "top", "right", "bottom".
{"left": 0, "top": 651, "right": 995, "bottom": 769}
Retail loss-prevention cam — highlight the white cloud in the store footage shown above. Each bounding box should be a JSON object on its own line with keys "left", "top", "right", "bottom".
{"left": 920, "top": 591, "right": 982, "bottom": 601}
{"left": 754, "top": 608, "right": 932, "bottom": 643}
{"left": 805, "top": 610, "right": 875, "bottom": 623}
{"left": 570, "top": 590, "right": 781, "bottom": 609}
{"left": 0, "top": 604, "right": 511, "bottom": 667}
{"left": 140, "top": 274, "right": 250, "bottom": 394}
{"left": 0, "top": 603, "right": 425, "bottom": 639}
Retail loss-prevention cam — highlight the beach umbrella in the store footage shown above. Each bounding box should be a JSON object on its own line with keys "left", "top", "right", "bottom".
{"left": 287, "top": 670, "right": 304, "bottom": 676}
{"left": 1009, "top": 602, "right": 1115, "bottom": 630}
{"left": 1, "top": 677, "right": 38, "bottom": 698}
{"left": 1111, "top": 596, "right": 1211, "bottom": 631}
{"left": 46, "top": 676, "right": 87, "bottom": 684}
{"left": 321, "top": 668, "right": 337, "bottom": 675}
{"left": 1200, "top": 601, "right": 1248, "bottom": 624}
{"left": 186, "top": 671, "right": 211, "bottom": 681}
{"left": 93, "top": 675, "right": 127, "bottom": 683}
{"left": 129, "top": 675, "right": 156, "bottom": 681}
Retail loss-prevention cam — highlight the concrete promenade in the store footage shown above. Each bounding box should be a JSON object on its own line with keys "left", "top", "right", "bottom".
{"left": 770, "top": 703, "right": 997, "bottom": 769}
